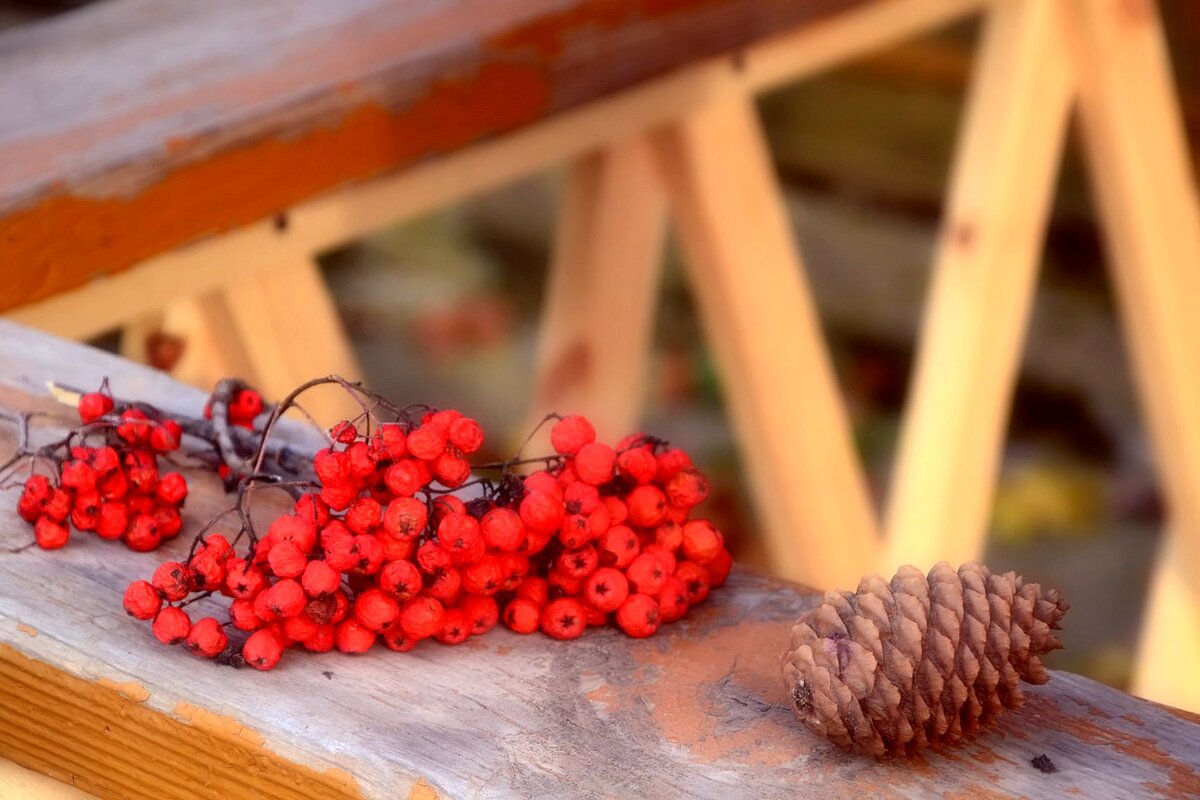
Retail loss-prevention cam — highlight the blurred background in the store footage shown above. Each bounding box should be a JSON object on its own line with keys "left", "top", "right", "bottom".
{"left": 2, "top": 0, "right": 1198, "bottom": 694}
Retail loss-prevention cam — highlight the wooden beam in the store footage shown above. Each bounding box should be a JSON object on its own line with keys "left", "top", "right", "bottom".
{"left": 1133, "top": 531, "right": 1200, "bottom": 712}
{"left": 4, "top": 0, "right": 984, "bottom": 340}
{"left": 530, "top": 137, "right": 667, "bottom": 442}
{"left": 651, "top": 80, "right": 878, "bottom": 588}
{"left": 1063, "top": 0, "right": 1200, "bottom": 711}
{"left": 882, "top": 0, "right": 1075, "bottom": 572}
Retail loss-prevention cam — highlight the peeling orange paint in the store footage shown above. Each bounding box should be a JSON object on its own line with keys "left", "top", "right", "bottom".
{"left": 16, "top": 623, "right": 38, "bottom": 637}
{"left": 1036, "top": 696, "right": 1200, "bottom": 800}
{"left": 407, "top": 777, "right": 439, "bottom": 799}
{"left": 0, "top": 61, "right": 549, "bottom": 312}
{"left": 174, "top": 701, "right": 268, "bottom": 748}
{"left": 97, "top": 678, "right": 150, "bottom": 703}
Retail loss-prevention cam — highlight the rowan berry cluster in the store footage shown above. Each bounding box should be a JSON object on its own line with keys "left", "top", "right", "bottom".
{"left": 121, "top": 403, "right": 729, "bottom": 670}
{"left": 13, "top": 387, "right": 208, "bottom": 551}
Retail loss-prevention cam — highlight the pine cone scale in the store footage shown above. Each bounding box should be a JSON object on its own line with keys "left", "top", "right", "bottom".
{"left": 782, "top": 561, "right": 1069, "bottom": 755}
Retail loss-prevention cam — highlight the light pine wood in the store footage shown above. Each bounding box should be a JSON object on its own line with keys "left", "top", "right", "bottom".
{"left": 1134, "top": 531, "right": 1200, "bottom": 712}
{"left": 1062, "top": 0, "right": 1200, "bottom": 711}
{"left": 882, "top": 0, "right": 1075, "bottom": 573}
{"left": 530, "top": 138, "right": 667, "bottom": 442}
{"left": 217, "top": 258, "right": 365, "bottom": 427}
{"left": 0, "top": 321, "right": 1198, "bottom": 800}
{"left": 0, "top": 759, "right": 93, "bottom": 800}
{"left": 651, "top": 82, "right": 879, "bottom": 589}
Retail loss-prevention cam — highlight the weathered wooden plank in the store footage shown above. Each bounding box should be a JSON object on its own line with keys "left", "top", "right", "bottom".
{"left": 0, "top": 0, "right": 880, "bottom": 311}
{"left": 0, "top": 321, "right": 1196, "bottom": 799}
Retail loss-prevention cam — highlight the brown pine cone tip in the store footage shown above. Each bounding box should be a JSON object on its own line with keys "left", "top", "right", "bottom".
{"left": 780, "top": 562, "right": 1068, "bottom": 756}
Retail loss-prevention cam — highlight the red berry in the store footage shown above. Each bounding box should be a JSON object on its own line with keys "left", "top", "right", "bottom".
{"left": 283, "top": 613, "right": 319, "bottom": 644}
{"left": 94, "top": 502, "right": 129, "bottom": 540}
{"left": 301, "top": 560, "right": 341, "bottom": 597}
{"left": 268, "top": 514, "right": 318, "bottom": 553}
{"left": 152, "top": 472, "right": 187, "bottom": 506}
{"left": 597, "top": 526, "right": 640, "bottom": 569}
{"left": 432, "top": 450, "right": 470, "bottom": 488}
{"left": 436, "top": 609, "right": 471, "bottom": 644}
{"left": 152, "top": 561, "right": 193, "bottom": 601}
{"left": 625, "top": 553, "right": 667, "bottom": 595}
{"left": 406, "top": 424, "right": 447, "bottom": 460}
{"left": 70, "top": 489, "right": 101, "bottom": 531}
{"left": 186, "top": 617, "right": 228, "bottom": 658}
{"left": 43, "top": 488, "right": 73, "bottom": 522}
{"left": 643, "top": 542, "right": 677, "bottom": 576}
{"left": 574, "top": 442, "right": 615, "bottom": 486}
{"left": 625, "top": 484, "right": 667, "bottom": 528}
{"left": 313, "top": 449, "right": 348, "bottom": 486}
{"left": 615, "top": 594, "right": 660, "bottom": 638}
{"left": 674, "top": 561, "right": 712, "bottom": 604}
{"left": 480, "top": 508, "right": 524, "bottom": 552}
{"left": 264, "top": 579, "right": 306, "bottom": 618}
{"left": 379, "top": 559, "right": 422, "bottom": 601}
{"left": 680, "top": 520, "right": 724, "bottom": 564}
{"left": 655, "top": 520, "right": 683, "bottom": 552}
{"left": 448, "top": 417, "right": 484, "bottom": 454}
{"left": 354, "top": 589, "right": 400, "bottom": 632}
{"left": 666, "top": 467, "right": 710, "bottom": 509}
{"left": 243, "top": 629, "right": 284, "bottom": 670}
{"left": 303, "top": 624, "right": 336, "bottom": 653}
{"left": 437, "top": 513, "right": 483, "bottom": 559}
{"left": 706, "top": 548, "right": 733, "bottom": 587}
{"left": 330, "top": 420, "right": 358, "bottom": 444}
{"left": 583, "top": 567, "right": 629, "bottom": 613}
{"left": 344, "top": 496, "right": 382, "bottom": 535}
{"left": 152, "top": 607, "right": 191, "bottom": 645}
{"left": 152, "top": 507, "right": 183, "bottom": 540}
{"left": 224, "top": 560, "right": 268, "bottom": 599}
{"left": 33, "top": 516, "right": 69, "bottom": 549}
{"left": 520, "top": 490, "right": 564, "bottom": 535}
{"left": 229, "top": 598, "right": 264, "bottom": 631}
{"left": 654, "top": 448, "right": 692, "bottom": 483}
{"left": 123, "top": 514, "right": 161, "bottom": 552}
{"left": 116, "top": 408, "right": 151, "bottom": 444}
{"left": 381, "top": 629, "right": 418, "bottom": 652}
{"left": 555, "top": 545, "right": 599, "bottom": 580}
{"left": 425, "top": 567, "right": 462, "bottom": 603}
{"left": 335, "top": 619, "right": 376, "bottom": 653}
{"left": 268, "top": 540, "right": 307, "bottom": 579}
{"left": 379, "top": 424, "right": 407, "bottom": 459}
{"left": 78, "top": 392, "right": 114, "bottom": 423}
{"left": 384, "top": 459, "right": 430, "bottom": 497}
{"left": 541, "top": 598, "right": 587, "bottom": 640}
{"left": 550, "top": 415, "right": 595, "bottom": 455}
{"left": 401, "top": 597, "right": 445, "bottom": 640}
{"left": 150, "top": 420, "right": 183, "bottom": 453}
{"left": 294, "top": 493, "right": 331, "bottom": 527}
{"left": 516, "top": 576, "right": 549, "bottom": 607}
{"left": 382, "top": 497, "right": 428, "bottom": 540}
{"left": 502, "top": 598, "right": 541, "bottom": 634}
{"left": 61, "top": 460, "right": 98, "bottom": 492}
{"left": 123, "top": 580, "right": 163, "bottom": 620}
{"left": 617, "top": 447, "right": 657, "bottom": 485}
{"left": 658, "top": 577, "right": 690, "bottom": 623}
{"left": 459, "top": 595, "right": 499, "bottom": 635}
{"left": 462, "top": 555, "right": 504, "bottom": 596}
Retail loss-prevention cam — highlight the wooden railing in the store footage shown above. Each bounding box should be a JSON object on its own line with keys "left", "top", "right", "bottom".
{"left": 2, "top": 0, "right": 1198, "bottom": 714}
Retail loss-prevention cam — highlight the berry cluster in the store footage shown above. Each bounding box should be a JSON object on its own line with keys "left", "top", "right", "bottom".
{"left": 14, "top": 389, "right": 195, "bottom": 551}
{"left": 120, "top": 408, "right": 730, "bottom": 670}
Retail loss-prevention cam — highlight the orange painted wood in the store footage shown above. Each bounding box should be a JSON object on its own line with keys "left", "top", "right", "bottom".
{"left": 0, "top": 0, "right": 870, "bottom": 312}
{"left": 0, "top": 321, "right": 1198, "bottom": 799}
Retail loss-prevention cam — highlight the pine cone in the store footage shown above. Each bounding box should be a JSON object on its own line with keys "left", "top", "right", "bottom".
{"left": 780, "top": 562, "right": 1068, "bottom": 755}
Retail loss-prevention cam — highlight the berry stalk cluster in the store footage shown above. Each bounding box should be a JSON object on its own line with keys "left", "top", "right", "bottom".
{"left": 7, "top": 378, "right": 731, "bottom": 671}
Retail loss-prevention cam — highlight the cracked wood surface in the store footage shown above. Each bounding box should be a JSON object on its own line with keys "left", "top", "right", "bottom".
{"left": 0, "top": 321, "right": 1197, "bottom": 799}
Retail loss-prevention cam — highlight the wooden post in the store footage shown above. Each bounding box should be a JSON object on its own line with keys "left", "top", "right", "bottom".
{"left": 530, "top": 138, "right": 667, "bottom": 442}
{"left": 1133, "top": 532, "right": 1200, "bottom": 711}
{"left": 882, "top": 0, "right": 1075, "bottom": 572}
{"left": 1064, "top": 0, "right": 1200, "bottom": 710}
{"left": 219, "top": 257, "right": 364, "bottom": 427}
{"left": 651, "top": 80, "right": 879, "bottom": 588}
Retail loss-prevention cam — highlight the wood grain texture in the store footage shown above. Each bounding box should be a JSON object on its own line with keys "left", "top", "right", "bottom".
{"left": 0, "top": 321, "right": 1197, "bottom": 799}
{"left": 0, "top": 0, "right": 872, "bottom": 311}
{"left": 883, "top": 0, "right": 1074, "bottom": 573}
{"left": 651, "top": 85, "right": 880, "bottom": 589}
